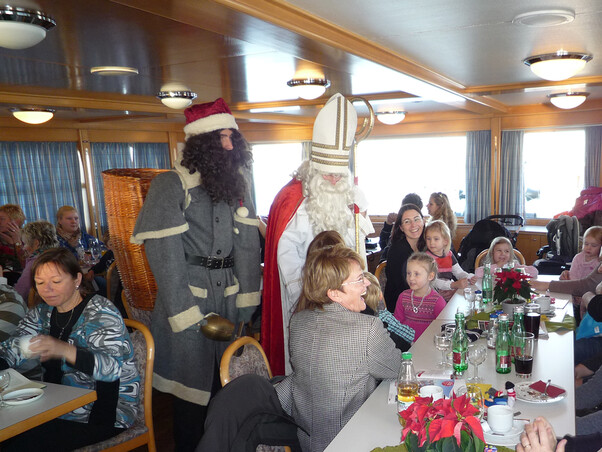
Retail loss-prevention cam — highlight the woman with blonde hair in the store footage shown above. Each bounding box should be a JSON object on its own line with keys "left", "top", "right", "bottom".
{"left": 55, "top": 206, "right": 102, "bottom": 259}
{"left": 0, "top": 204, "right": 27, "bottom": 285}
{"left": 427, "top": 192, "right": 457, "bottom": 239}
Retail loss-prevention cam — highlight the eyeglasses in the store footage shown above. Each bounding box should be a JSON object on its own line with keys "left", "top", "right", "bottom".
{"left": 341, "top": 275, "right": 365, "bottom": 287}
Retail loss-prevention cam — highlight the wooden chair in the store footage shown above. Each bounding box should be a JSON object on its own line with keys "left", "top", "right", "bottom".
{"left": 121, "top": 291, "right": 152, "bottom": 329}
{"left": 105, "top": 261, "right": 117, "bottom": 302}
{"left": 27, "top": 288, "right": 38, "bottom": 309}
{"left": 74, "top": 319, "right": 156, "bottom": 452}
{"left": 474, "top": 249, "right": 526, "bottom": 268}
{"left": 374, "top": 260, "right": 387, "bottom": 293}
{"left": 220, "top": 336, "right": 272, "bottom": 387}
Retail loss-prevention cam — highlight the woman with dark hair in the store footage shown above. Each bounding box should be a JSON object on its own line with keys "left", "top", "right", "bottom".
{"left": 384, "top": 203, "right": 426, "bottom": 312}
{"left": 0, "top": 248, "right": 139, "bottom": 451}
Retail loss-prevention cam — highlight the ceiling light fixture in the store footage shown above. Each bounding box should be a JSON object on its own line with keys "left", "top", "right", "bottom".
{"left": 376, "top": 111, "right": 406, "bottom": 125}
{"left": 548, "top": 92, "right": 589, "bottom": 109}
{"left": 523, "top": 51, "right": 593, "bottom": 81}
{"left": 0, "top": 5, "right": 56, "bottom": 49}
{"left": 90, "top": 66, "right": 139, "bottom": 76}
{"left": 10, "top": 108, "right": 55, "bottom": 124}
{"left": 156, "top": 82, "right": 197, "bottom": 109}
{"left": 513, "top": 9, "right": 575, "bottom": 27}
{"left": 287, "top": 78, "right": 330, "bottom": 100}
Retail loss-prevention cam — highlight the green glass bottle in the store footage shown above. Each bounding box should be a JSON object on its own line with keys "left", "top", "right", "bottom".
{"left": 510, "top": 305, "right": 525, "bottom": 362}
{"left": 496, "top": 313, "right": 511, "bottom": 374}
{"left": 452, "top": 311, "right": 469, "bottom": 375}
{"left": 482, "top": 263, "right": 493, "bottom": 304}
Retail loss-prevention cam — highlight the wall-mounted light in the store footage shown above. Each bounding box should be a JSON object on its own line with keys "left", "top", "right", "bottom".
{"left": 523, "top": 51, "right": 593, "bottom": 81}
{"left": 376, "top": 111, "right": 406, "bottom": 125}
{"left": 548, "top": 91, "right": 589, "bottom": 109}
{"left": 156, "top": 82, "right": 197, "bottom": 109}
{"left": 90, "top": 66, "right": 139, "bottom": 76}
{"left": 10, "top": 108, "right": 55, "bottom": 124}
{"left": 287, "top": 78, "right": 330, "bottom": 100}
{"left": 0, "top": 5, "right": 56, "bottom": 49}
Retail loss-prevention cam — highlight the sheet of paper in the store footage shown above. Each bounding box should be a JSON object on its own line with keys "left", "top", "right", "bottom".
{"left": 3, "top": 368, "right": 45, "bottom": 393}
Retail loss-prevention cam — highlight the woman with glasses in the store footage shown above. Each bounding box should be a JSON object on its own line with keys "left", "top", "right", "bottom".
{"left": 384, "top": 204, "right": 426, "bottom": 312}
{"left": 276, "top": 243, "right": 401, "bottom": 452}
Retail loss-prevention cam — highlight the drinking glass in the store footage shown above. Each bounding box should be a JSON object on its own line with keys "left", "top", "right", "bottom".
{"left": 88, "top": 238, "right": 101, "bottom": 264}
{"left": 0, "top": 371, "right": 11, "bottom": 407}
{"left": 465, "top": 384, "right": 484, "bottom": 420}
{"left": 525, "top": 304, "right": 541, "bottom": 339}
{"left": 515, "top": 332, "right": 535, "bottom": 378}
{"left": 434, "top": 333, "right": 451, "bottom": 367}
{"left": 464, "top": 288, "right": 476, "bottom": 315}
{"left": 467, "top": 343, "right": 487, "bottom": 383}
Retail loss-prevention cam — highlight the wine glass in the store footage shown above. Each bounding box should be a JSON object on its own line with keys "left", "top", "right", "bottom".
{"left": 0, "top": 370, "right": 11, "bottom": 407}
{"left": 434, "top": 333, "right": 451, "bottom": 367}
{"left": 467, "top": 343, "right": 487, "bottom": 383}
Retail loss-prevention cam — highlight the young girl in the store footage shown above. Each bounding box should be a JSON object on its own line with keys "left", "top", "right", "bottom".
{"left": 363, "top": 272, "right": 415, "bottom": 348}
{"left": 393, "top": 252, "right": 446, "bottom": 340}
{"left": 560, "top": 226, "right": 602, "bottom": 281}
{"left": 475, "top": 236, "right": 538, "bottom": 278}
{"left": 425, "top": 220, "right": 475, "bottom": 293}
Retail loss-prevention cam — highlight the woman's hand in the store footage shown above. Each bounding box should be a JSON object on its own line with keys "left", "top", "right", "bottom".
{"left": 469, "top": 275, "right": 477, "bottom": 284}
{"left": 531, "top": 280, "right": 550, "bottom": 292}
{"left": 0, "top": 220, "right": 22, "bottom": 245}
{"left": 559, "top": 270, "right": 570, "bottom": 280}
{"left": 516, "top": 417, "right": 558, "bottom": 452}
{"left": 451, "top": 279, "right": 469, "bottom": 290}
{"left": 29, "top": 335, "right": 77, "bottom": 364}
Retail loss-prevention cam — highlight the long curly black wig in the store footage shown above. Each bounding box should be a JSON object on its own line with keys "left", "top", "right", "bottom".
{"left": 181, "top": 129, "right": 253, "bottom": 204}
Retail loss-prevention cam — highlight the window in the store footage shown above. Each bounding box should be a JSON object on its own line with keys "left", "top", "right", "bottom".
{"left": 523, "top": 130, "right": 585, "bottom": 218}
{"left": 356, "top": 136, "right": 467, "bottom": 216}
{"left": 252, "top": 143, "right": 303, "bottom": 215}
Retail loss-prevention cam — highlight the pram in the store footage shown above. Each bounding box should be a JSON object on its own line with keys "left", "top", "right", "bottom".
{"left": 458, "top": 215, "right": 524, "bottom": 273}
{"left": 534, "top": 215, "right": 580, "bottom": 275}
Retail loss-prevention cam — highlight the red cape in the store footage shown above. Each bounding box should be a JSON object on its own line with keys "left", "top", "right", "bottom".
{"left": 261, "top": 179, "right": 304, "bottom": 376}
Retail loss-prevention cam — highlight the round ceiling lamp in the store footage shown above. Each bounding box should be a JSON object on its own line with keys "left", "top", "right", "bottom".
{"left": 156, "top": 82, "right": 197, "bottom": 109}
{"left": 512, "top": 9, "right": 575, "bottom": 27}
{"left": 0, "top": 5, "right": 56, "bottom": 49}
{"left": 548, "top": 92, "right": 589, "bottom": 109}
{"left": 10, "top": 108, "right": 55, "bottom": 124}
{"left": 90, "top": 66, "right": 139, "bottom": 76}
{"left": 376, "top": 111, "right": 406, "bottom": 125}
{"left": 523, "top": 51, "right": 593, "bottom": 81}
{"left": 287, "top": 78, "right": 330, "bottom": 100}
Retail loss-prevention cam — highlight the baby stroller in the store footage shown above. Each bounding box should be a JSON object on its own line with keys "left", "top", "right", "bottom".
{"left": 534, "top": 215, "right": 580, "bottom": 275}
{"left": 457, "top": 215, "right": 524, "bottom": 273}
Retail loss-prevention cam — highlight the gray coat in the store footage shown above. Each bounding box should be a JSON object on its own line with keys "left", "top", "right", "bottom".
{"left": 132, "top": 162, "right": 261, "bottom": 405}
{"left": 276, "top": 303, "right": 401, "bottom": 452}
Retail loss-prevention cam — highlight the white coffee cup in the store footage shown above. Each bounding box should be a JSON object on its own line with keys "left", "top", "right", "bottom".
{"left": 16, "top": 335, "right": 38, "bottom": 358}
{"left": 419, "top": 385, "right": 444, "bottom": 401}
{"left": 534, "top": 296, "right": 551, "bottom": 311}
{"left": 487, "top": 404, "right": 514, "bottom": 433}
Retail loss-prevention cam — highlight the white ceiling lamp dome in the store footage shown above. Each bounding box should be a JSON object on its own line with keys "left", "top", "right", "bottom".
{"left": 513, "top": 10, "right": 575, "bottom": 27}
{"left": 523, "top": 51, "right": 593, "bottom": 81}
{"left": 10, "top": 107, "right": 55, "bottom": 124}
{"left": 287, "top": 78, "right": 330, "bottom": 100}
{"left": 376, "top": 111, "right": 406, "bottom": 125}
{"left": 157, "top": 82, "right": 197, "bottom": 109}
{"left": 548, "top": 92, "right": 589, "bottom": 109}
{"left": 0, "top": 5, "right": 56, "bottom": 49}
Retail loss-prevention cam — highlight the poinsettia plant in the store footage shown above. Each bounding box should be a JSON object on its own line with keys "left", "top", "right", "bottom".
{"left": 399, "top": 394, "right": 485, "bottom": 452}
{"left": 493, "top": 268, "right": 534, "bottom": 304}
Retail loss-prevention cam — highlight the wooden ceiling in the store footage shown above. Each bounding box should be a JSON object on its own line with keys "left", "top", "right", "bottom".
{"left": 1, "top": 0, "right": 602, "bottom": 128}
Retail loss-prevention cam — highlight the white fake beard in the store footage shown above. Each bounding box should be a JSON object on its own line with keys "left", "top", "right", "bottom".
{"left": 305, "top": 174, "right": 354, "bottom": 236}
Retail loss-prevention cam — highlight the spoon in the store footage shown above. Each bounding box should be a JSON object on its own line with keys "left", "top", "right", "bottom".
{"left": 543, "top": 379, "right": 551, "bottom": 397}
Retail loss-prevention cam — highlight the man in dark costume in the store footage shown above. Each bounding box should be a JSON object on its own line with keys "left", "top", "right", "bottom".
{"left": 132, "top": 98, "right": 262, "bottom": 451}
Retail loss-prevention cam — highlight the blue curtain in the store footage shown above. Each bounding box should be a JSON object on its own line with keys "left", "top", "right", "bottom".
{"left": 499, "top": 130, "right": 525, "bottom": 217}
{"left": 465, "top": 131, "right": 492, "bottom": 223}
{"left": 91, "top": 142, "right": 170, "bottom": 232}
{"left": 585, "top": 126, "right": 602, "bottom": 188}
{"left": 0, "top": 141, "right": 84, "bottom": 225}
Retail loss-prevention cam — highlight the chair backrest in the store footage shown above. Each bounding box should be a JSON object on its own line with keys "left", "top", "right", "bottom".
{"left": 122, "top": 291, "right": 152, "bottom": 328}
{"left": 106, "top": 261, "right": 117, "bottom": 302}
{"left": 475, "top": 249, "right": 526, "bottom": 268}
{"left": 220, "top": 336, "right": 273, "bottom": 386}
{"left": 374, "top": 260, "right": 387, "bottom": 293}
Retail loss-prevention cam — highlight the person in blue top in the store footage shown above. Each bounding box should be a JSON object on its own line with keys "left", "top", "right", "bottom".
{"left": 55, "top": 205, "right": 103, "bottom": 258}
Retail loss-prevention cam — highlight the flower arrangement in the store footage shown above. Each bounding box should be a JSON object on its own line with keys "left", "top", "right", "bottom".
{"left": 399, "top": 394, "right": 485, "bottom": 452}
{"left": 493, "top": 267, "right": 533, "bottom": 304}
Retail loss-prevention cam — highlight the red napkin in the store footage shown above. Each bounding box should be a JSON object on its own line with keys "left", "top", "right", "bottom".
{"left": 529, "top": 380, "right": 565, "bottom": 398}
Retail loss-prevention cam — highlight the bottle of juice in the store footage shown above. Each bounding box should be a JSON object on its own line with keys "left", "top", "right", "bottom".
{"left": 397, "top": 352, "right": 418, "bottom": 413}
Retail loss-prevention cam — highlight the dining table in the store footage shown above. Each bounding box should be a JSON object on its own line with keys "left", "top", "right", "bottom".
{"left": 324, "top": 282, "right": 576, "bottom": 452}
{"left": 0, "top": 381, "right": 97, "bottom": 442}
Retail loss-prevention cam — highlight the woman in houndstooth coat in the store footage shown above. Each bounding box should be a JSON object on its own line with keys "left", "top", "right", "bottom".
{"left": 276, "top": 244, "right": 401, "bottom": 452}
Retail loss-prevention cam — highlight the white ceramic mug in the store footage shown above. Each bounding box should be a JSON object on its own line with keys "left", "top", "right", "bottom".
{"left": 16, "top": 335, "right": 37, "bottom": 358}
{"left": 419, "top": 385, "right": 444, "bottom": 401}
{"left": 534, "top": 296, "right": 551, "bottom": 311}
{"left": 487, "top": 404, "right": 514, "bottom": 433}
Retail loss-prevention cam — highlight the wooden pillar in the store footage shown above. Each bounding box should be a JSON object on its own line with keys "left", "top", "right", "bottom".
{"left": 490, "top": 117, "right": 501, "bottom": 214}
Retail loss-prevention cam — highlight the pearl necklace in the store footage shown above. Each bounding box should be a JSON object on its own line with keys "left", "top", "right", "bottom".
{"left": 410, "top": 290, "right": 427, "bottom": 313}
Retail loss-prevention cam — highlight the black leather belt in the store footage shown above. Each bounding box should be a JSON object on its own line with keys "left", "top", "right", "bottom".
{"left": 185, "top": 253, "right": 234, "bottom": 269}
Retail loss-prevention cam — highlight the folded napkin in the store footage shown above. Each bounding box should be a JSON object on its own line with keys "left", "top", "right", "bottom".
{"left": 529, "top": 380, "right": 565, "bottom": 398}
{"left": 544, "top": 315, "right": 575, "bottom": 333}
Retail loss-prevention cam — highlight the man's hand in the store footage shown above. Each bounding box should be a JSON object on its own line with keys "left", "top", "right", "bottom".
{"left": 385, "top": 212, "right": 397, "bottom": 225}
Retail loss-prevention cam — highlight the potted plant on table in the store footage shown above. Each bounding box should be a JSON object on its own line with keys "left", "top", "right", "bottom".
{"left": 398, "top": 394, "right": 485, "bottom": 452}
{"left": 493, "top": 267, "right": 533, "bottom": 315}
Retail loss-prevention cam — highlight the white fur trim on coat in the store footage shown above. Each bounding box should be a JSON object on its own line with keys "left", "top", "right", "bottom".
{"left": 131, "top": 223, "right": 189, "bottom": 245}
{"left": 236, "top": 291, "right": 261, "bottom": 308}
{"left": 153, "top": 373, "right": 211, "bottom": 405}
{"left": 168, "top": 305, "right": 204, "bottom": 333}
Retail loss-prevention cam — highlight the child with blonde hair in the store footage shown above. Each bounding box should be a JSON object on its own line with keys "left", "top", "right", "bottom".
{"left": 425, "top": 220, "right": 475, "bottom": 292}
{"left": 393, "top": 252, "right": 446, "bottom": 339}
{"left": 363, "top": 272, "right": 415, "bottom": 347}
{"left": 475, "top": 236, "right": 538, "bottom": 278}
{"left": 560, "top": 226, "right": 602, "bottom": 281}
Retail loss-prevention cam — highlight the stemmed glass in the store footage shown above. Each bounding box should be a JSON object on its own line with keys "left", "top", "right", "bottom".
{"left": 465, "top": 384, "right": 485, "bottom": 420}
{"left": 464, "top": 287, "right": 476, "bottom": 314}
{"left": 434, "top": 333, "right": 451, "bottom": 367}
{"left": 88, "top": 238, "right": 101, "bottom": 264}
{"left": 0, "top": 370, "right": 11, "bottom": 407}
{"left": 467, "top": 343, "right": 487, "bottom": 383}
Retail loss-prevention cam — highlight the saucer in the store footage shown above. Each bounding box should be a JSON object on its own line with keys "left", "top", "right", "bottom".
{"left": 482, "top": 419, "right": 528, "bottom": 447}
{"left": 3, "top": 388, "right": 44, "bottom": 405}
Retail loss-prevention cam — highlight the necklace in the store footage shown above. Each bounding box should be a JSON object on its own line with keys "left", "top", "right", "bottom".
{"left": 54, "top": 309, "right": 74, "bottom": 339}
{"left": 410, "top": 290, "right": 427, "bottom": 313}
